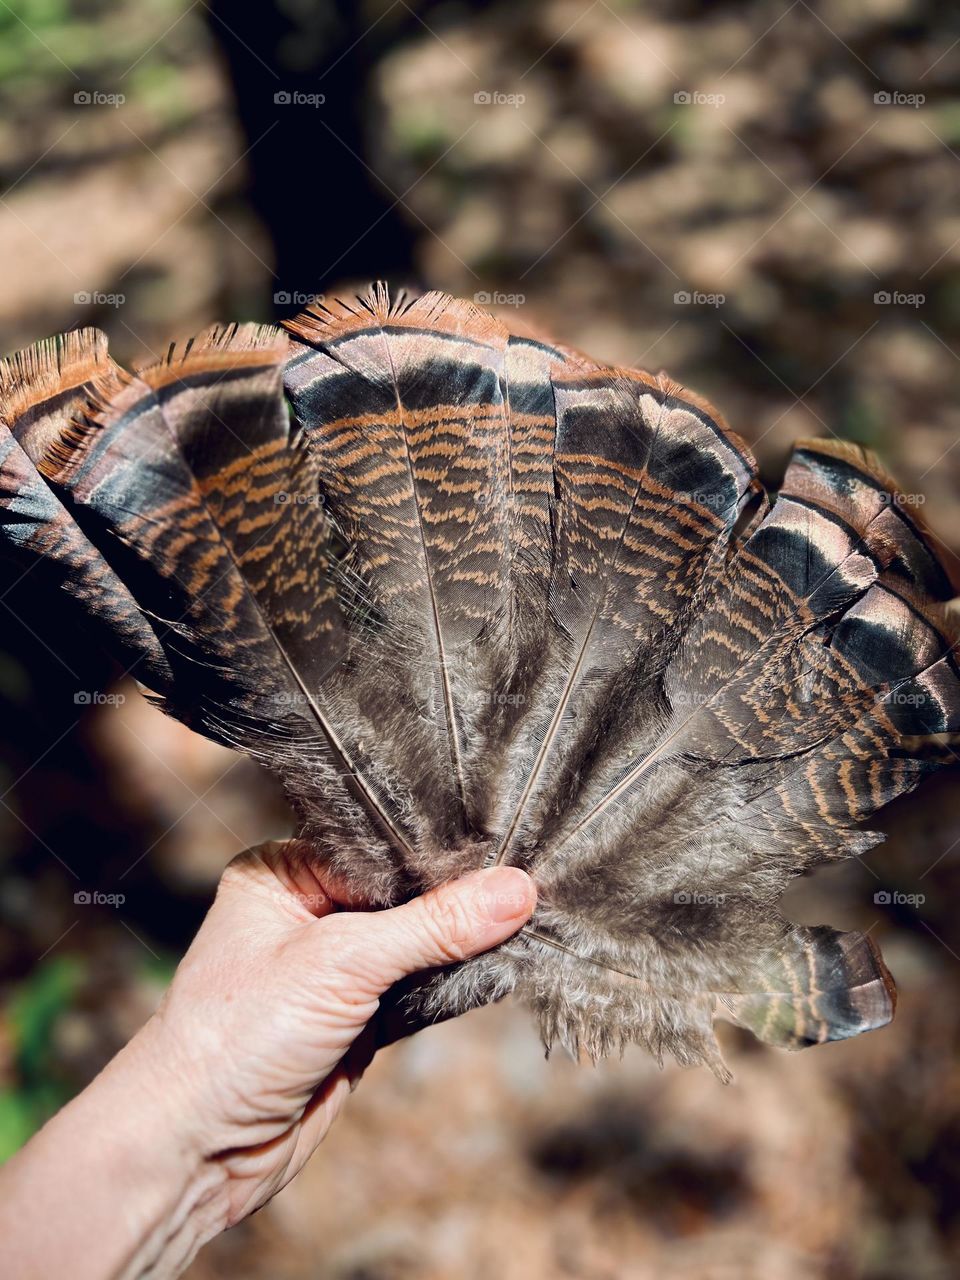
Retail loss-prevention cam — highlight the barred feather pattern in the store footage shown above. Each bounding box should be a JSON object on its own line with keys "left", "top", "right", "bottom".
{"left": 3, "top": 288, "right": 959, "bottom": 1079}
{"left": 0, "top": 329, "right": 172, "bottom": 687}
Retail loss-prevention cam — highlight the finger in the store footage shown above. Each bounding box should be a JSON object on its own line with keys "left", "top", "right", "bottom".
{"left": 220, "top": 841, "right": 339, "bottom": 920}
{"left": 324, "top": 866, "right": 536, "bottom": 997}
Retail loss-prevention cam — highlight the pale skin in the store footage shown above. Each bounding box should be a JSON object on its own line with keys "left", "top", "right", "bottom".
{"left": 0, "top": 842, "right": 537, "bottom": 1279}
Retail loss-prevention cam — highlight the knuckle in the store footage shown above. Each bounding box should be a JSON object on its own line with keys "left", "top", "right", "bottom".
{"left": 218, "top": 841, "right": 283, "bottom": 892}
{"left": 420, "top": 888, "right": 476, "bottom": 963}
{"left": 216, "top": 859, "right": 249, "bottom": 896}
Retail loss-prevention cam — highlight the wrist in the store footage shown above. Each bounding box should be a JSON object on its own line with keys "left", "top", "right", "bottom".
{"left": 100, "top": 1012, "right": 233, "bottom": 1273}
{"left": 0, "top": 1012, "right": 230, "bottom": 1280}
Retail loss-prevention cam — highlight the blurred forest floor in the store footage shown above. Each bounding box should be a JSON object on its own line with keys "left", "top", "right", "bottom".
{"left": 1, "top": 2, "right": 960, "bottom": 1278}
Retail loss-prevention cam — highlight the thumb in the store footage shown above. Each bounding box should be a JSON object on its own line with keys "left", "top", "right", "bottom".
{"left": 330, "top": 866, "right": 536, "bottom": 996}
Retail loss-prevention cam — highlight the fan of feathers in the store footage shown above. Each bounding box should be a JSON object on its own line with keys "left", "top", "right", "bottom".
{"left": 1, "top": 285, "right": 958, "bottom": 1080}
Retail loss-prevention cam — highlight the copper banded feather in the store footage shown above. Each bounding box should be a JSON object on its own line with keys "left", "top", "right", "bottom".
{"left": 2, "top": 286, "right": 958, "bottom": 1079}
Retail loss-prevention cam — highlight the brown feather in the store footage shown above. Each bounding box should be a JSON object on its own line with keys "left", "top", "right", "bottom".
{"left": 3, "top": 287, "right": 958, "bottom": 1077}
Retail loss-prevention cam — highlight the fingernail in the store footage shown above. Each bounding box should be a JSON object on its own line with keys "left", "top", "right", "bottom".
{"left": 474, "top": 867, "right": 536, "bottom": 922}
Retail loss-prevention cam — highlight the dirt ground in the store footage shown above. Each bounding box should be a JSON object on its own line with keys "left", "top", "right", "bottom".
{"left": 1, "top": 3, "right": 959, "bottom": 1277}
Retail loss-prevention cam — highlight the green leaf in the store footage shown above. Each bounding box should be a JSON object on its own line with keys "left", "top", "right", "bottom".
{"left": 9, "top": 954, "right": 84, "bottom": 1078}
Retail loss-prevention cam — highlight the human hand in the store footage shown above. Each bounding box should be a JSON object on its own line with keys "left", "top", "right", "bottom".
{"left": 0, "top": 842, "right": 536, "bottom": 1280}
{"left": 142, "top": 842, "right": 537, "bottom": 1222}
